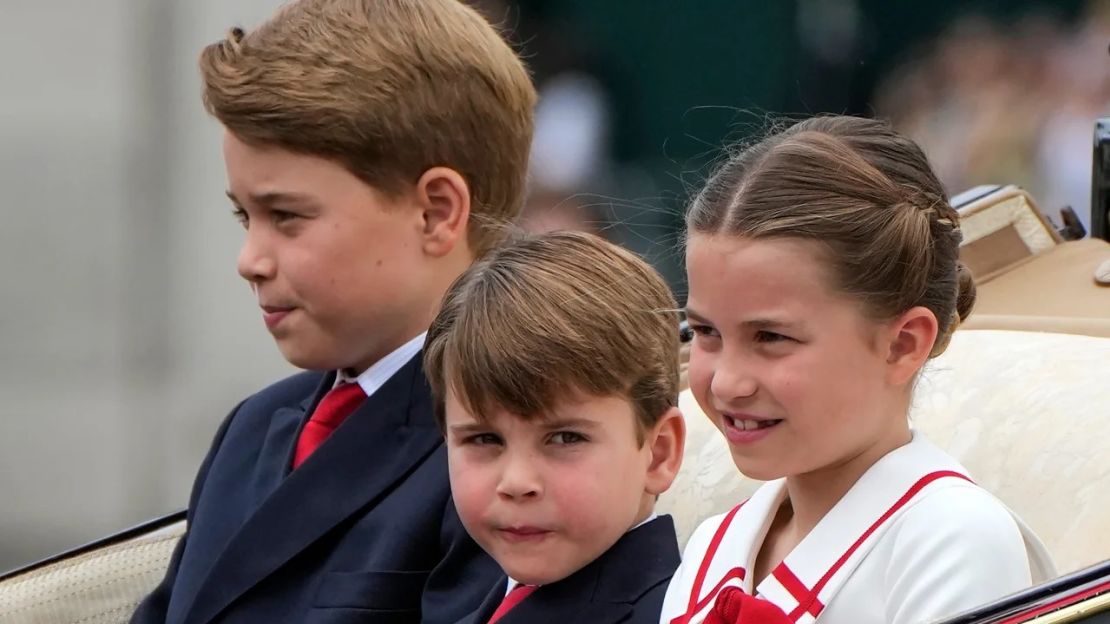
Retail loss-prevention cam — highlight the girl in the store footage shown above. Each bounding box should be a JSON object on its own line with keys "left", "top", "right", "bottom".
{"left": 661, "top": 116, "right": 1054, "bottom": 624}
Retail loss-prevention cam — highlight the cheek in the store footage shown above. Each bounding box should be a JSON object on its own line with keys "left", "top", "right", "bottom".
{"left": 447, "top": 455, "right": 494, "bottom": 523}
{"left": 686, "top": 348, "right": 715, "bottom": 404}
{"left": 778, "top": 349, "right": 877, "bottom": 424}
{"left": 550, "top": 453, "right": 642, "bottom": 530}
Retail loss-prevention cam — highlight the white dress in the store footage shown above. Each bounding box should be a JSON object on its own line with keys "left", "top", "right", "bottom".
{"left": 660, "top": 433, "right": 1055, "bottom": 624}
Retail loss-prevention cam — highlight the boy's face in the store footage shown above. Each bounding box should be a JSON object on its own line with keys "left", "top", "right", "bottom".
{"left": 445, "top": 390, "right": 659, "bottom": 586}
{"left": 224, "top": 132, "right": 434, "bottom": 373}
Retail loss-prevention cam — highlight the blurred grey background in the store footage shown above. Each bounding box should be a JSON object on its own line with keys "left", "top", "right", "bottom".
{"left": 2, "top": 0, "right": 1106, "bottom": 571}
{"left": 1, "top": 0, "right": 295, "bottom": 569}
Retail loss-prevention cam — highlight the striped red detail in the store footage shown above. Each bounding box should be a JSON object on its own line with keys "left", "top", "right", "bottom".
{"left": 776, "top": 470, "right": 972, "bottom": 621}
{"left": 682, "top": 470, "right": 972, "bottom": 623}
{"left": 673, "top": 501, "right": 747, "bottom": 624}
{"left": 773, "top": 565, "right": 823, "bottom": 619}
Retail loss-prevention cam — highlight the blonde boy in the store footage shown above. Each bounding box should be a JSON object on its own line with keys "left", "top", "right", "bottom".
{"left": 132, "top": 1, "right": 535, "bottom": 622}
{"left": 424, "top": 231, "right": 686, "bottom": 624}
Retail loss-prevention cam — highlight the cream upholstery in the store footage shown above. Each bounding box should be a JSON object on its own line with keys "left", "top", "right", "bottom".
{"left": 3, "top": 330, "right": 1106, "bottom": 622}
{"left": 963, "top": 314, "right": 1110, "bottom": 338}
{"left": 0, "top": 517, "right": 184, "bottom": 623}
{"left": 657, "top": 328, "right": 1110, "bottom": 576}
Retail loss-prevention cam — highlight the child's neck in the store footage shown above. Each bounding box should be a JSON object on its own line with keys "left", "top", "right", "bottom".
{"left": 630, "top": 496, "right": 656, "bottom": 530}
{"left": 782, "top": 424, "right": 912, "bottom": 543}
{"left": 343, "top": 327, "right": 430, "bottom": 377}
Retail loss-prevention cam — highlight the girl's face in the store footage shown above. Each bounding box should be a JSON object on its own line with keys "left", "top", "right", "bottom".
{"left": 684, "top": 234, "right": 915, "bottom": 482}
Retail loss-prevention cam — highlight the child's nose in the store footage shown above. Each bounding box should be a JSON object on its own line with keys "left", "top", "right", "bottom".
{"left": 495, "top": 452, "right": 543, "bottom": 500}
{"left": 237, "top": 231, "right": 277, "bottom": 282}
{"left": 710, "top": 353, "right": 759, "bottom": 402}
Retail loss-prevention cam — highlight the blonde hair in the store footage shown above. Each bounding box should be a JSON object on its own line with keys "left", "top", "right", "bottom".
{"left": 199, "top": 0, "right": 536, "bottom": 256}
{"left": 688, "top": 115, "right": 975, "bottom": 358}
{"left": 424, "top": 231, "right": 680, "bottom": 441}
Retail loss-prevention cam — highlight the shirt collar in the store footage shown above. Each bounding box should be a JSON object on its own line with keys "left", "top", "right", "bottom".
{"left": 337, "top": 332, "right": 427, "bottom": 398}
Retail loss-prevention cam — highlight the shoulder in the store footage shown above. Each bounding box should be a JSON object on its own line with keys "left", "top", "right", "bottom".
{"left": 889, "top": 480, "right": 1025, "bottom": 558}
{"left": 244, "top": 370, "right": 328, "bottom": 408}
{"left": 662, "top": 508, "right": 739, "bottom": 611}
{"left": 209, "top": 370, "right": 327, "bottom": 446}
{"left": 874, "top": 481, "right": 1032, "bottom": 623}
{"left": 228, "top": 370, "right": 328, "bottom": 421}
{"left": 587, "top": 516, "right": 681, "bottom": 603}
{"left": 682, "top": 508, "right": 736, "bottom": 556}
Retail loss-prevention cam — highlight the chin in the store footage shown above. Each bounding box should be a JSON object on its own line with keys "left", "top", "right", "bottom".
{"left": 275, "top": 343, "right": 345, "bottom": 372}
{"left": 729, "top": 454, "right": 787, "bottom": 482}
{"left": 503, "top": 565, "right": 571, "bottom": 587}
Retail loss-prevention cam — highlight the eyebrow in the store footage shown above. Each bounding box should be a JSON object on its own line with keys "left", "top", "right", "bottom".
{"left": 684, "top": 308, "right": 712, "bottom": 325}
{"left": 447, "top": 423, "right": 491, "bottom": 436}
{"left": 685, "top": 307, "right": 800, "bottom": 331}
{"left": 225, "top": 190, "right": 318, "bottom": 207}
{"left": 446, "top": 417, "right": 602, "bottom": 435}
{"left": 538, "top": 417, "right": 601, "bottom": 431}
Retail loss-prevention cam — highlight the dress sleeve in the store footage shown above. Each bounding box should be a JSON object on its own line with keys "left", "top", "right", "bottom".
{"left": 882, "top": 485, "right": 1033, "bottom": 624}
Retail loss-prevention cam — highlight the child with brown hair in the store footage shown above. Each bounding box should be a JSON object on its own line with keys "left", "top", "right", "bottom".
{"left": 663, "top": 116, "right": 1054, "bottom": 624}
{"left": 423, "top": 231, "right": 687, "bottom": 623}
{"left": 132, "top": 1, "right": 536, "bottom": 622}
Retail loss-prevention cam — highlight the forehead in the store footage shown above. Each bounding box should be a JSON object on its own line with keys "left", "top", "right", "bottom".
{"left": 222, "top": 131, "right": 355, "bottom": 197}
{"left": 443, "top": 386, "right": 636, "bottom": 427}
{"left": 685, "top": 234, "right": 857, "bottom": 321}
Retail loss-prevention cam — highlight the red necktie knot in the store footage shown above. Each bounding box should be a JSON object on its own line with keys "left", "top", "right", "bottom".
{"left": 487, "top": 584, "right": 536, "bottom": 624}
{"left": 292, "top": 382, "right": 366, "bottom": 469}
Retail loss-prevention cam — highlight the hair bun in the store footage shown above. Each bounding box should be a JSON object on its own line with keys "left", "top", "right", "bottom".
{"left": 955, "top": 261, "right": 977, "bottom": 322}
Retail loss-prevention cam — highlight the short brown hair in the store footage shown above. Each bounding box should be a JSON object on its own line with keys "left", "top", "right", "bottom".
{"left": 424, "top": 231, "right": 680, "bottom": 440}
{"left": 199, "top": 0, "right": 536, "bottom": 256}
{"left": 688, "top": 115, "right": 975, "bottom": 357}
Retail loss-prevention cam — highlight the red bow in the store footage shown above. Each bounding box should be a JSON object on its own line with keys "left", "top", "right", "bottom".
{"left": 703, "top": 587, "right": 792, "bottom": 624}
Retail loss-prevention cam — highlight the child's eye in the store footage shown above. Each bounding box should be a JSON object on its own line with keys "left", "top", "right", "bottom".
{"left": 689, "top": 324, "right": 720, "bottom": 338}
{"left": 271, "top": 210, "right": 299, "bottom": 225}
{"left": 231, "top": 207, "right": 249, "bottom": 227}
{"left": 464, "top": 433, "right": 503, "bottom": 446}
{"left": 548, "top": 431, "right": 587, "bottom": 445}
{"left": 754, "top": 330, "right": 792, "bottom": 344}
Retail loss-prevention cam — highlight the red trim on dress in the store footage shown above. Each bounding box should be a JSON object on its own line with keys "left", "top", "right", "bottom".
{"left": 680, "top": 470, "right": 973, "bottom": 623}
{"left": 671, "top": 502, "right": 747, "bottom": 624}
{"left": 773, "top": 565, "right": 823, "bottom": 619}
{"left": 783, "top": 470, "right": 972, "bottom": 621}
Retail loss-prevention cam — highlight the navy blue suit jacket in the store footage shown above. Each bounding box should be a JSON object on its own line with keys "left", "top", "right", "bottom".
{"left": 132, "top": 356, "right": 500, "bottom": 624}
{"left": 457, "top": 515, "right": 681, "bottom": 624}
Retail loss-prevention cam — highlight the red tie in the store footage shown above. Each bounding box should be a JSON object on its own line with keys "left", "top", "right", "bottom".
{"left": 292, "top": 382, "right": 366, "bottom": 469}
{"left": 487, "top": 584, "right": 536, "bottom": 624}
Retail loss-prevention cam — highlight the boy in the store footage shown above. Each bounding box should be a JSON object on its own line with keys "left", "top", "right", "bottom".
{"left": 131, "top": 1, "right": 536, "bottom": 622}
{"left": 423, "top": 231, "right": 687, "bottom": 623}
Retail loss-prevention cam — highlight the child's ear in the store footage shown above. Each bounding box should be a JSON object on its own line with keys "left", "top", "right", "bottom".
{"left": 644, "top": 407, "right": 686, "bottom": 496}
{"left": 415, "top": 166, "right": 471, "bottom": 258}
{"left": 884, "top": 306, "right": 939, "bottom": 386}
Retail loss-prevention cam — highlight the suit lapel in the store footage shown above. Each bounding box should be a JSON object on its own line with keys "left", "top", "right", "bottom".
{"left": 182, "top": 357, "right": 443, "bottom": 624}
{"left": 456, "top": 579, "right": 508, "bottom": 624}
{"left": 245, "top": 376, "right": 330, "bottom": 507}
{"left": 499, "top": 516, "right": 681, "bottom": 624}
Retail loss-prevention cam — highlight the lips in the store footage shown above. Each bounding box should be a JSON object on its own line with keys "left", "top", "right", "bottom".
{"left": 720, "top": 412, "right": 782, "bottom": 445}
{"left": 260, "top": 304, "right": 296, "bottom": 329}
{"left": 496, "top": 526, "right": 553, "bottom": 543}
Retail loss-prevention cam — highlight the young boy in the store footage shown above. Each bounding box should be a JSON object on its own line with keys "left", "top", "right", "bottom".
{"left": 131, "top": 1, "right": 535, "bottom": 623}
{"left": 423, "top": 231, "right": 687, "bottom": 623}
